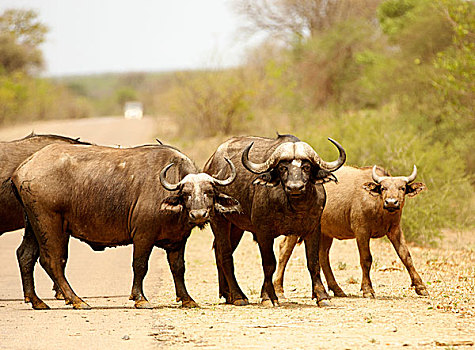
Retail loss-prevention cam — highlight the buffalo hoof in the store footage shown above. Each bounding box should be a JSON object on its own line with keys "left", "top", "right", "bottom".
{"left": 261, "top": 299, "right": 279, "bottom": 307}
{"left": 274, "top": 289, "right": 287, "bottom": 300}
{"left": 26, "top": 295, "right": 51, "bottom": 309}
{"left": 31, "top": 299, "right": 50, "bottom": 310}
{"left": 415, "top": 286, "right": 429, "bottom": 296}
{"left": 181, "top": 300, "right": 199, "bottom": 308}
{"left": 233, "top": 299, "right": 249, "bottom": 306}
{"left": 73, "top": 301, "right": 91, "bottom": 310}
{"left": 362, "top": 291, "right": 375, "bottom": 298}
{"left": 317, "top": 299, "right": 331, "bottom": 307}
{"left": 55, "top": 290, "right": 65, "bottom": 300}
{"left": 135, "top": 300, "right": 153, "bottom": 309}
{"left": 332, "top": 288, "right": 347, "bottom": 297}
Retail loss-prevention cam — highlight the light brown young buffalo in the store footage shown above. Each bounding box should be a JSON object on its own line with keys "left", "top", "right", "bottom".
{"left": 274, "top": 165, "right": 428, "bottom": 299}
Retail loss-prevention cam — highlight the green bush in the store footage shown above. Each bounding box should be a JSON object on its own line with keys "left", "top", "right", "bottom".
{"left": 289, "top": 19, "right": 380, "bottom": 111}
{"left": 167, "top": 69, "right": 252, "bottom": 137}
{"left": 0, "top": 72, "right": 92, "bottom": 124}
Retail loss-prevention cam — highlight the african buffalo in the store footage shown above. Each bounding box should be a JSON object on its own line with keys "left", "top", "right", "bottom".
{"left": 204, "top": 134, "right": 346, "bottom": 306}
{"left": 12, "top": 143, "right": 240, "bottom": 309}
{"left": 274, "top": 165, "right": 428, "bottom": 299}
{"left": 1, "top": 133, "right": 91, "bottom": 308}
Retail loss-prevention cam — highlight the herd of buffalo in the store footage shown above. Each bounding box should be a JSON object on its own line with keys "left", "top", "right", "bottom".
{"left": 0, "top": 132, "right": 428, "bottom": 310}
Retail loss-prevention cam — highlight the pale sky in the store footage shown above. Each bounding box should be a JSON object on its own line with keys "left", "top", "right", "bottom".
{"left": 0, "top": 0, "right": 248, "bottom": 76}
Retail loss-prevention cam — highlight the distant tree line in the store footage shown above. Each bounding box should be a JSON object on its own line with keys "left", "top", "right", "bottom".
{"left": 0, "top": 9, "right": 91, "bottom": 124}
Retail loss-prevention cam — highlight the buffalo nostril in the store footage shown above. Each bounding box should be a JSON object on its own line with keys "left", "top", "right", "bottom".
{"left": 288, "top": 183, "right": 305, "bottom": 193}
{"left": 190, "top": 210, "right": 208, "bottom": 222}
{"left": 384, "top": 199, "right": 399, "bottom": 207}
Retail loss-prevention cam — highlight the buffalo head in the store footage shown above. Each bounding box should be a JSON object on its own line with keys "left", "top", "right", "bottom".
{"left": 159, "top": 158, "right": 241, "bottom": 226}
{"left": 363, "top": 165, "right": 426, "bottom": 212}
{"left": 242, "top": 138, "right": 346, "bottom": 197}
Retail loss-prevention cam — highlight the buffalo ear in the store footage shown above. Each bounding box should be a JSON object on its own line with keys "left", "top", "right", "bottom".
{"left": 406, "top": 182, "right": 426, "bottom": 197}
{"left": 312, "top": 168, "right": 338, "bottom": 184}
{"left": 363, "top": 182, "right": 381, "bottom": 197}
{"left": 252, "top": 171, "right": 279, "bottom": 187}
{"left": 160, "top": 195, "right": 183, "bottom": 213}
{"left": 215, "top": 193, "right": 242, "bottom": 214}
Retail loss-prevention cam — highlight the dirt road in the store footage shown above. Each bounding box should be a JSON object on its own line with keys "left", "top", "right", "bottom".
{"left": 0, "top": 117, "right": 474, "bottom": 349}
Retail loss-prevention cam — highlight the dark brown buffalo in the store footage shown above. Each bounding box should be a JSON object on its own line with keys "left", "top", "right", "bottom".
{"left": 1, "top": 133, "right": 91, "bottom": 307}
{"left": 204, "top": 134, "right": 346, "bottom": 306}
{"left": 274, "top": 165, "right": 428, "bottom": 299}
{"left": 12, "top": 143, "right": 240, "bottom": 309}
{"left": 0, "top": 133, "right": 90, "bottom": 233}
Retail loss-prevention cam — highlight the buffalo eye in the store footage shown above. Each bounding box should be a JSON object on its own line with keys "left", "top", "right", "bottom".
{"left": 302, "top": 164, "right": 311, "bottom": 172}
{"left": 278, "top": 164, "right": 287, "bottom": 174}
{"left": 399, "top": 186, "right": 406, "bottom": 191}
{"left": 181, "top": 192, "right": 190, "bottom": 199}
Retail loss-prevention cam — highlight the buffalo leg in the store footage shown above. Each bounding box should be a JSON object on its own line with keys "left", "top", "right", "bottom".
{"left": 273, "top": 235, "right": 298, "bottom": 299}
{"left": 356, "top": 233, "right": 375, "bottom": 298}
{"left": 304, "top": 229, "right": 330, "bottom": 305}
{"left": 38, "top": 240, "right": 88, "bottom": 309}
{"left": 166, "top": 241, "right": 198, "bottom": 308}
{"left": 129, "top": 240, "right": 154, "bottom": 309}
{"left": 27, "top": 212, "right": 89, "bottom": 309}
{"left": 320, "top": 234, "right": 346, "bottom": 297}
{"left": 257, "top": 237, "right": 279, "bottom": 307}
{"left": 51, "top": 237, "right": 70, "bottom": 303}
{"left": 16, "top": 223, "right": 49, "bottom": 310}
{"left": 213, "top": 244, "right": 228, "bottom": 301}
{"left": 211, "top": 216, "right": 248, "bottom": 305}
{"left": 388, "top": 227, "right": 428, "bottom": 296}
{"left": 53, "top": 283, "right": 65, "bottom": 300}
{"left": 215, "top": 224, "right": 245, "bottom": 303}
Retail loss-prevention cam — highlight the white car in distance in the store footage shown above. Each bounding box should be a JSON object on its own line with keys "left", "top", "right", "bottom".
{"left": 124, "top": 101, "right": 144, "bottom": 119}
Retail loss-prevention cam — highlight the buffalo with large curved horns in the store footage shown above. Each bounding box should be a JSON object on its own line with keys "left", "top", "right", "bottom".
{"left": 12, "top": 143, "right": 241, "bottom": 310}
{"left": 204, "top": 134, "right": 346, "bottom": 307}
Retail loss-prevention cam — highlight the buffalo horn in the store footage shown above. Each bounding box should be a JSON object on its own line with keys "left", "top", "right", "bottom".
{"left": 242, "top": 142, "right": 283, "bottom": 174}
{"left": 402, "top": 165, "right": 417, "bottom": 183}
{"left": 213, "top": 157, "right": 237, "bottom": 186}
{"left": 372, "top": 165, "right": 385, "bottom": 184}
{"left": 373, "top": 164, "right": 418, "bottom": 184}
{"left": 159, "top": 163, "right": 182, "bottom": 191}
{"left": 317, "top": 138, "right": 346, "bottom": 171}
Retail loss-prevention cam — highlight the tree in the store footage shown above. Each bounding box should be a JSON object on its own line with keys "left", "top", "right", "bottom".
{"left": 232, "top": 0, "right": 381, "bottom": 43}
{"left": 116, "top": 87, "right": 138, "bottom": 108}
{"left": 0, "top": 9, "right": 48, "bottom": 74}
{"left": 170, "top": 70, "right": 251, "bottom": 137}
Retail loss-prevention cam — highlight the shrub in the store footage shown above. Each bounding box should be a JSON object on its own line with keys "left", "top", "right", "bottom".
{"left": 167, "top": 69, "right": 252, "bottom": 137}
{"left": 0, "top": 72, "right": 92, "bottom": 124}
